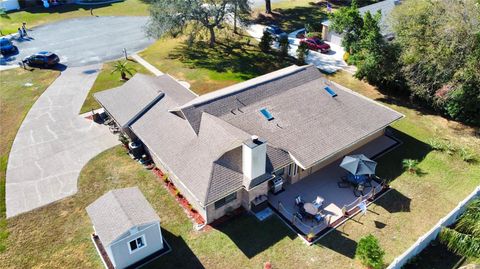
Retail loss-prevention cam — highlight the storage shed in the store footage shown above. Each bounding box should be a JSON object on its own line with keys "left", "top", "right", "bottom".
{"left": 87, "top": 187, "right": 165, "bottom": 269}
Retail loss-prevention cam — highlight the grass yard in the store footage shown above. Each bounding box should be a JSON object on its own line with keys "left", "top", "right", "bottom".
{"left": 139, "top": 34, "right": 293, "bottom": 95}
{"left": 252, "top": 0, "right": 383, "bottom": 33}
{"left": 79, "top": 59, "right": 150, "bottom": 114}
{"left": 0, "top": 68, "right": 60, "bottom": 252}
{"left": 0, "top": 66, "right": 478, "bottom": 268}
{"left": 0, "top": 0, "right": 149, "bottom": 34}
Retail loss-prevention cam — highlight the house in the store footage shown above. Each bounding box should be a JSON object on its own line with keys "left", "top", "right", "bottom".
{"left": 94, "top": 65, "right": 403, "bottom": 225}
{"left": 86, "top": 187, "right": 166, "bottom": 269}
{"left": 1, "top": 0, "right": 20, "bottom": 11}
{"left": 321, "top": 0, "right": 400, "bottom": 46}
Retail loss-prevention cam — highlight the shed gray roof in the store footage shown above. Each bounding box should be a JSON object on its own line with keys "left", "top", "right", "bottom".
{"left": 86, "top": 187, "right": 160, "bottom": 246}
{"left": 94, "top": 74, "right": 196, "bottom": 127}
{"left": 322, "top": 0, "right": 398, "bottom": 36}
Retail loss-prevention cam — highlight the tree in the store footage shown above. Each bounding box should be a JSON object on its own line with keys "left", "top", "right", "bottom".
{"left": 147, "top": 0, "right": 233, "bottom": 47}
{"left": 439, "top": 199, "right": 480, "bottom": 258}
{"left": 296, "top": 42, "right": 309, "bottom": 65}
{"left": 111, "top": 61, "right": 134, "bottom": 80}
{"left": 259, "top": 31, "right": 273, "bottom": 52}
{"left": 329, "top": 0, "right": 363, "bottom": 54}
{"left": 265, "top": 0, "right": 272, "bottom": 14}
{"left": 355, "top": 234, "right": 385, "bottom": 269}
{"left": 232, "top": 0, "right": 251, "bottom": 34}
{"left": 391, "top": 0, "right": 480, "bottom": 125}
{"left": 278, "top": 36, "right": 289, "bottom": 57}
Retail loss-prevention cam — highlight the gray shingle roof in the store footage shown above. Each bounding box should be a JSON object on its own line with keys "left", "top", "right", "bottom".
{"left": 86, "top": 187, "right": 160, "bottom": 246}
{"left": 100, "top": 65, "right": 402, "bottom": 208}
{"left": 94, "top": 74, "right": 196, "bottom": 127}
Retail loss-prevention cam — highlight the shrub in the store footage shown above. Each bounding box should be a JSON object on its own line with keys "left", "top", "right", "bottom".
{"left": 259, "top": 31, "right": 273, "bottom": 52}
{"left": 459, "top": 147, "right": 477, "bottom": 163}
{"left": 174, "top": 190, "right": 180, "bottom": 197}
{"left": 427, "top": 137, "right": 446, "bottom": 151}
{"left": 402, "top": 159, "right": 420, "bottom": 175}
{"left": 343, "top": 52, "right": 350, "bottom": 62}
{"left": 296, "top": 42, "right": 309, "bottom": 65}
{"left": 306, "top": 232, "right": 316, "bottom": 242}
{"left": 278, "top": 36, "right": 290, "bottom": 57}
{"left": 355, "top": 234, "right": 385, "bottom": 269}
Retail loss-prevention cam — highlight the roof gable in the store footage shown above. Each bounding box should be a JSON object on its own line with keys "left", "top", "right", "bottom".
{"left": 86, "top": 187, "right": 160, "bottom": 246}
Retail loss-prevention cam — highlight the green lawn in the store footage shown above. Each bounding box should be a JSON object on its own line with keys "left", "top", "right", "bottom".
{"left": 0, "top": 68, "right": 60, "bottom": 252}
{"left": 0, "top": 0, "right": 149, "bottom": 34}
{"left": 139, "top": 34, "right": 293, "bottom": 95}
{"left": 79, "top": 59, "right": 150, "bottom": 114}
{"left": 1, "top": 66, "right": 478, "bottom": 268}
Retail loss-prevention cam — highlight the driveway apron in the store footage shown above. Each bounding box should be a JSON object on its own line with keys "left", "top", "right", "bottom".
{"left": 6, "top": 64, "right": 119, "bottom": 218}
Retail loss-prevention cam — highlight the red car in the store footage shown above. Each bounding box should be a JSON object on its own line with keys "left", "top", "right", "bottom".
{"left": 300, "top": 37, "right": 331, "bottom": 53}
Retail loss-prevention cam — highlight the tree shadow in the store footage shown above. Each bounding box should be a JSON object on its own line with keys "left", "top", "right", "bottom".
{"left": 141, "top": 228, "right": 205, "bottom": 269}
{"left": 254, "top": 5, "right": 328, "bottom": 33}
{"left": 375, "top": 128, "right": 432, "bottom": 183}
{"left": 168, "top": 40, "right": 293, "bottom": 82}
{"left": 213, "top": 213, "right": 296, "bottom": 259}
{"left": 315, "top": 229, "right": 358, "bottom": 259}
{"left": 374, "top": 188, "right": 412, "bottom": 213}
{"left": 402, "top": 239, "right": 463, "bottom": 269}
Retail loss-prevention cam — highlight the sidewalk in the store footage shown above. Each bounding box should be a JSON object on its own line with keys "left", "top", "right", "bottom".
{"left": 131, "top": 54, "right": 163, "bottom": 76}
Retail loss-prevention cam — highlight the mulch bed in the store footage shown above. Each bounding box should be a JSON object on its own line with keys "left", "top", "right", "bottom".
{"left": 152, "top": 168, "right": 205, "bottom": 225}
{"left": 92, "top": 234, "right": 115, "bottom": 269}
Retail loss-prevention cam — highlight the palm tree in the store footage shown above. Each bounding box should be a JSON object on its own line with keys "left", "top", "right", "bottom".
{"left": 439, "top": 199, "right": 480, "bottom": 258}
{"left": 402, "top": 159, "right": 419, "bottom": 174}
{"left": 111, "top": 61, "right": 134, "bottom": 80}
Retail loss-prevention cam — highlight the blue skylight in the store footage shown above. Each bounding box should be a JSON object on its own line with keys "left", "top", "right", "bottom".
{"left": 260, "top": 108, "right": 274, "bottom": 121}
{"left": 324, "top": 86, "right": 338, "bottom": 97}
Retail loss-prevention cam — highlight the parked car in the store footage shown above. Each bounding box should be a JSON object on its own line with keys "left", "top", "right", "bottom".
{"left": 264, "top": 25, "right": 288, "bottom": 41}
{"left": 295, "top": 29, "right": 306, "bottom": 39}
{"left": 300, "top": 37, "right": 331, "bottom": 53}
{"left": 0, "top": 38, "right": 18, "bottom": 55}
{"left": 24, "top": 51, "right": 60, "bottom": 67}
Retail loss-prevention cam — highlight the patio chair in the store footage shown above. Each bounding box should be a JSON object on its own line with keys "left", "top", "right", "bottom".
{"left": 337, "top": 176, "right": 351, "bottom": 188}
{"left": 295, "top": 196, "right": 304, "bottom": 207}
{"left": 353, "top": 183, "right": 365, "bottom": 197}
{"left": 314, "top": 213, "right": 325, "bottom": 224}
{"left": 313, "top": 196, "right": 324, "bottom": 209}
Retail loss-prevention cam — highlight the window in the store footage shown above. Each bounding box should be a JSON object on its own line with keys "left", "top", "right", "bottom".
{"left": 288, "top": 163, "right": 298, "bottom": 177}
{"left": 128, "top": 235, "right": 146, "bottom": 253}
{"left": 214, "top": 192, "right": 237, "bottom": 209}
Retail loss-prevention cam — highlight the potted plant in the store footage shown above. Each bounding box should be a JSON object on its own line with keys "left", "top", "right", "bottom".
{"left": 306, "top": 232, "right": 316, "bottom": 242}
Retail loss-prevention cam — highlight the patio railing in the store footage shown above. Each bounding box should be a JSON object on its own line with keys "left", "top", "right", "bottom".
{"left": 277, "top": 202, "right": 330, "bottom": 234}
{"left": 341, "top": 182, "right": 383, "bottom": 215}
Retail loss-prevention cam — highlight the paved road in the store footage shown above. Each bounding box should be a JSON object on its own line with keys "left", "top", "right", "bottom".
{"left": 1, "top": 16, "right": 154, "bottom": 67}
{"left": 6, "top": 65, "right": 119, "bottom": 218}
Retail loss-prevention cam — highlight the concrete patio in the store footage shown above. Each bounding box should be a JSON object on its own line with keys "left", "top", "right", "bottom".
{"left": 268, "top": 134, "right": 399, "bottom": 235}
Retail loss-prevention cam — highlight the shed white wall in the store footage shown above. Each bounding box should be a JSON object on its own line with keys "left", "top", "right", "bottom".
{"left": 107, "top": 222, "right": 163, "bottom": 269}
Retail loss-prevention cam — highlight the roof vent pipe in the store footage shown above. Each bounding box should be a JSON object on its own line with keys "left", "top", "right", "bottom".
{"left": 251, "top": 135, "right": 259, "bottom": 143}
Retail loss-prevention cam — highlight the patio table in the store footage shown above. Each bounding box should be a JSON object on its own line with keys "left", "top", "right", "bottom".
{"left": 303, "top": 203, "right": 319, "bottom": 216}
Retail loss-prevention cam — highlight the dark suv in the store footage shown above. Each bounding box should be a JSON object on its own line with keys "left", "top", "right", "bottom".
{"left": 263, "top": 25, "right": 288, "bottom": 41}
{"left": 24, "top": 51, "right": 60, "bottom": 67}
{"left": 0, "top": 38, "right": 18, "bottom": 55}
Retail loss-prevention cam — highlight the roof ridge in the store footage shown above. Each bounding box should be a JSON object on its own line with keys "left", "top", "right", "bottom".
{"left": 110, "top": 190, "right": 136, "bottom": 229}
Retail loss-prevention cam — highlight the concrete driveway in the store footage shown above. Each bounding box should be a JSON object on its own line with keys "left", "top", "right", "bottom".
{"left": 1, "top": 16, "right": 154, "bottom": 67}
{"left": 246, "top": 25, "right": 355, "bottom": 73}
{"left": 6, "top": 64, "right": 119, "bottom": 218}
